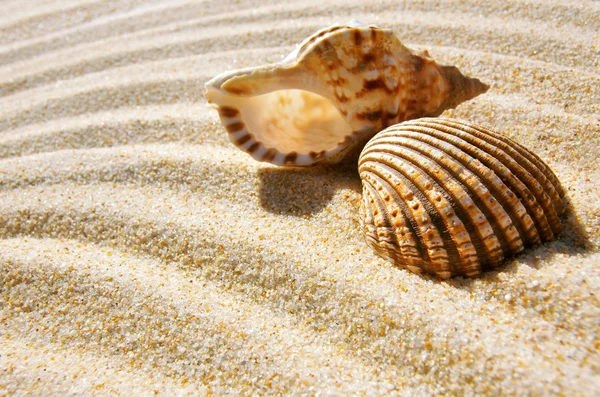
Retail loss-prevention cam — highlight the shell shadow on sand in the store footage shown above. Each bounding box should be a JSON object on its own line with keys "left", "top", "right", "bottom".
{"left": 258, "top": 154, "right": 592, "bottom": 283}
{"left": 428, "top": 191, "right": 592, "bottom": 286}
{"left": 446, "top": 195, "right": 593, "bottom": 288}
{"left": 257, "top": 160, "right": 362, "bottom": 217}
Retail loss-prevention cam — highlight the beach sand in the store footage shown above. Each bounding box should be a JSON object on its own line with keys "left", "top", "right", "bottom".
{"left": 1, "top": 0, "right": 599, "bottom": 395}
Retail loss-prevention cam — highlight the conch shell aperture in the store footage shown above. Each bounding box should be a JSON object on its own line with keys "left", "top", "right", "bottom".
{"left": 205, "top": 21, "right": 489, "bottom": 166}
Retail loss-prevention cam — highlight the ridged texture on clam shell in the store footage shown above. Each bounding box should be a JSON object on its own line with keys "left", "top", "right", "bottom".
{"left": 358, "top": 118, "right": 565, "bottom": 279}
{"left": 205, "top": 21, "right": 488, "bottom": 166}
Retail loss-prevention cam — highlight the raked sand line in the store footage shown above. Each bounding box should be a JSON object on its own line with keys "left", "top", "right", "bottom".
{"left": 0, "top": 0, "right": 273, "bottom": 61}
{"left": 0, "top": 79, "right": 207, "bottom": 134}
{"left": 0, "top": 45, "right": 283, "bottom": 123}
{"left": 0, "top": 334, "right": 207, "bottom": 396}
{"left": 1, "top": 11, "right": 597, "bottom": 77}
{"left": 0, "top": 238, "right": 402, "bottom": 395}
{"left": 447, "top": 95, "right": 600, "bottom": 168}
{"left": 432, "top": 49, "right": 599, "bottom": 117}
{"left": 0, "top": 1, "right": 321, "bottom": 64}
{"left": 0, "top": 145, "right": 596, "bottom": 325}
{"left": 0, "top": 0, "right": 132, "bottom": 32}
{"left": 0, "top": 52, "right": 225, "bottom": 115}
{"left": 0, "top": 144, "right": 262, "bottom": 194}
{"left": 0, "top": 0, "right": 202, "bottom": 51}
{"left": 3, "top": 0, "right": 597, "bottom": 45}
{"left": 0, "top": 183, "right": 597, "bottom": 395}
{"left": 0, "top": 105, "right": 226, "bottom": 158}
{"left": 0, "top": 31, "right": 592, "bottom": 101}
{"left": 0, "top": 43, "right": 290, "bottom": 96}
{"left": 1, "top": 0, "right": 596, "bottom": 62}
{"left": 0, "top": 20, "right": 297, "bottom": 88}
{"left": 0, "top": 143, "right": 360, "bottom": 222}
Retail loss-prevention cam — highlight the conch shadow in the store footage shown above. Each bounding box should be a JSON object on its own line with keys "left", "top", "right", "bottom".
{"left": 258, "top": 159, "right": 362, "bottom": 217}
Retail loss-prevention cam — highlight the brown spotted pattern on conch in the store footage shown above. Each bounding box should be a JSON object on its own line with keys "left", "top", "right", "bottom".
{"left": 205, "top": 21, "right": 489, "bottom": 166}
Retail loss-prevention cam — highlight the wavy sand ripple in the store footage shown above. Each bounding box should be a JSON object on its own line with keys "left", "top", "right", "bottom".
{"left": 1, "top": 1, "right": 599, "bottom": 395}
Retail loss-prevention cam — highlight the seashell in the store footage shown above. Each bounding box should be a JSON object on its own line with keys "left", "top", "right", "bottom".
{"left": 358, "top": 118, "right": 565, "bottom": 279}
{"left": 205, "top": 21, "right": 489, "bottom": 166}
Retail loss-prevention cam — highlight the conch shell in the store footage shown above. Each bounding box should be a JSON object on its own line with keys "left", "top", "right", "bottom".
{"left": 205, "top": 21, "right": 489, "bottom": 166}
{"left": 359, "top": 118, "right": 565, "bottom": 279}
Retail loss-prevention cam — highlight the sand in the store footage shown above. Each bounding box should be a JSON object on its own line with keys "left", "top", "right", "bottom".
{"left": 0, "top": 0, "right": 599, "bottom": 395}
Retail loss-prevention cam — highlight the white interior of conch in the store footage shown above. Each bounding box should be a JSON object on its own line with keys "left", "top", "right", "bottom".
{"left": 209, "top": 87, "right": 352, "bottom": 154}
{"left": 241, "top": 89, "right": 352, "bottom": 153}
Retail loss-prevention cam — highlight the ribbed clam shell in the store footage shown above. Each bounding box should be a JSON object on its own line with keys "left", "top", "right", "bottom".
{"left": 358, "top": 118, "right": 565, "bottom": 279}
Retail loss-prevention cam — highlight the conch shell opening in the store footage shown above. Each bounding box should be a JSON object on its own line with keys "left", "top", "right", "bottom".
{"left": 205, "top": 21, "right": 489, "bottom": 166}
{"left": 206, "top": 80, "right": 352, "bottom": 165}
